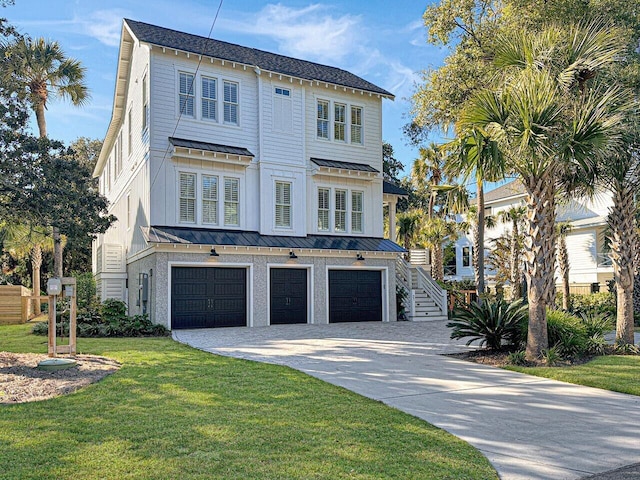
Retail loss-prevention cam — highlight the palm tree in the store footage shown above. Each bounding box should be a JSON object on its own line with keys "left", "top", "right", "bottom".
{"left": 1, "top": 223, "right": 55, "bottom": 314}
{"left": 498, "top": 204, "right": 527, "bottom": 301}
{"left": 556, "top": 222, "right": 573, "bottom": 311}
{"left": 411, "top": 143, "right": 446, "bottom": 219}
{"left": 445, "top": 128, "right": 506, "bottom": 303}
{"left": 3, "top": 37, "right": 89, "bottom": 279}
{"left": 460, "top": 23, "right": 628, "bottom": 359}
{"left": 420, "top": 217, "right": 461, "bottom": 282}
{"left": 396, "top": 210, "right": 423, "bottom": 253}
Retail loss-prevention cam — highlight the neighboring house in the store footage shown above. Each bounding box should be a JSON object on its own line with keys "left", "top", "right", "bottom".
{"left": 93, "top": 19, "right": 416, "bottom": 329}
{"left": 446, "top": 180, "right": 613, "bottom": 292}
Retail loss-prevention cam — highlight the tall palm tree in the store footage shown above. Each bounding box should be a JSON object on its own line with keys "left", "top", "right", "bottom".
{"left": 1, "top": 223, "right": 55, "bottom": 314}
{"left": 420, "top": 217, "right": 461, "bottom": 282}
{"left": 498, "top": 204, "right": 527, "bottom": 301}
{"left": 411, "top": 143, "right": 446, "bottom": 219}
{"left": 3, "top": 37, "right": 89, "bottom": 279}
{"left": 396, "top": 210, "right": 423, "bottom": 253}
{"left": 460, "top": 23, "right": 628, "bottom": 359}
{"left": 445, "top": 128, "right": 506, "bottom": 303}
{"left": 556, "top": 222, "right": 573, "bottom": 311}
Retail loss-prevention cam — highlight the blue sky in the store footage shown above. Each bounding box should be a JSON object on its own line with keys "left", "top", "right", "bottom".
{"left": 4, "top": 0, "right": 448, "bottom": 175}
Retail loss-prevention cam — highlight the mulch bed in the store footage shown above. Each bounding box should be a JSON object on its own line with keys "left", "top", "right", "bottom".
{"left": 0, "top": 352, "right": 120, "bottom": 404}
{"left": 448, "top": 349, "right": 594, "bottom": 367}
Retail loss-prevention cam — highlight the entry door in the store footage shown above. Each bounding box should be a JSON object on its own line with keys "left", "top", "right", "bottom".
{"left": 329, "top": 270, "right": 382, "bottom": 323}
{"left": 270, "top": 268, "right": 308, "bottom": 324}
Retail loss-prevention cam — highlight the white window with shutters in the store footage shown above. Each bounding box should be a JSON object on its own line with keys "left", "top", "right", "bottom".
{"left": 317, "top": 100, "right": 329, "bottom": 139}
{"left": 202, "top": 175, "right": 218, "bottom": 224}
{"left": 179, "top": 172, "right": 196, "bottom": 223}
{"left": 275, "top": 181, "right": 292, "bottom": 228}
{"left": 335, "top": 190, "right": 347, "bottom": 232}
{"left": 334, "top": 103, "right": 346, "bottom": 141}
{"left": 351, "top": 106, "right": 363, "bottom": 145}
{"left": 318, "top": 188, "right": 330, "bottom": 231}
{"left": 223, "top": 81, "right": 239, "bottom": 125}
{"left": 351, "top": 191, "right": 363, "bottom": 233}
{"left": 179, "top": 72, "right": 195, "bottom": 117}
{"left": 224, "top": 177, "right": 239, "bottom": 226}
{"left": 202, "top": 76, "right": 217, "bottom": 121}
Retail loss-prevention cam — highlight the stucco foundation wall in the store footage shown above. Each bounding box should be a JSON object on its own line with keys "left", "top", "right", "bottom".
{"left": 127, "top": 250, "right": 397, "bottom": 329}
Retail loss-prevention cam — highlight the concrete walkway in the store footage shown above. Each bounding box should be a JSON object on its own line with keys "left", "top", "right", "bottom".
{"left": 174, "top": 321, "right": 640, "bottom": 480}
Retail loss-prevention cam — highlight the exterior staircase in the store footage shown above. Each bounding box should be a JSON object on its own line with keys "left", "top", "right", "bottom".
{"left": 396, "top": 256, "right": 448, "bottom": 322}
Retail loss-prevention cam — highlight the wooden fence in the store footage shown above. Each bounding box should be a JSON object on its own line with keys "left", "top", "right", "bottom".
{"left": 0, "top": 285, "right": 32, "bottom": 325}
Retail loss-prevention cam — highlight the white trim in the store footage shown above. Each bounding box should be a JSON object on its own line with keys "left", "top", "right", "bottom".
{"left": 325, "top": 266, "right": 389, "bottom": 323}
{"left": 167, "top": 261, "right": 254, "bottom": 329}
{"left": 266, "top": 263, "right": 314, "bottom": 326}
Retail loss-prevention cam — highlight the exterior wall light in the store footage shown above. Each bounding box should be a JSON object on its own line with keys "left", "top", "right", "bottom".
{"left": 289, "top": 250, "right": 298, "bottom": 259}
{"left": 210, "top": 247, "right": 219, "bottom": 257}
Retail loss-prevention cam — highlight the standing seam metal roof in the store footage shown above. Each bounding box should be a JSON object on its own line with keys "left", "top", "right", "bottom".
{"left": 124, "top": 19, "right": 393, "bottom": 98}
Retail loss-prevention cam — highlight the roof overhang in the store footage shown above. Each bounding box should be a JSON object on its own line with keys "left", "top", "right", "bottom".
{"left": 310, "top": 157, "right": 380, "bottom": 180}
{"left": 93, "top": 21, "right": 136, "bottom": 178}
{"left": 169, "top": 137, "right": 254, "bottom": 167}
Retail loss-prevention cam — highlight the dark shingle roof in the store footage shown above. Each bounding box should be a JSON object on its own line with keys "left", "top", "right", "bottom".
{"left": 311, "top": 158, "right": 379, "bottom": 173}
{"left": 169, "top": 137, "right": 254, "bottom": 157}
{"left": 144, "top": 226, "right": 404, "bottom": 253}
{"left": 124, "top": 19, "right": 393, "bottom": 98}
{"left": 383, "top": 180, "right": 409, "bottom": 196}
{"left": 484, "top": 180, "right": 526, "bottom": 203}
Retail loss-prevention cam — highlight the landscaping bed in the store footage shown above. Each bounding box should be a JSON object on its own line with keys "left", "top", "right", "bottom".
{"left": 0, "top": 352, "right": 120, "bottom": 404}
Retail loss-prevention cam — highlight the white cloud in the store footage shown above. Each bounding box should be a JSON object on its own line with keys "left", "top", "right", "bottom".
{"left": 80, "top": 10, "right": 125, "bottom": 47}
{"left": 221, "top": 3, "right": 362, "bottom": 63}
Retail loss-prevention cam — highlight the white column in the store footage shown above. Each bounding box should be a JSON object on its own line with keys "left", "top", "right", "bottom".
{"left": 388, "top": 197, "right": 397, "bottom": 243}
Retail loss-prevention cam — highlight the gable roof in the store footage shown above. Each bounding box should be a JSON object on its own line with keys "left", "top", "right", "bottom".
{"left": 124, "top": 19, "right": 393, "bottom": 98}
{"left": 484, "top": 180, "right": 526, "bottom": 204}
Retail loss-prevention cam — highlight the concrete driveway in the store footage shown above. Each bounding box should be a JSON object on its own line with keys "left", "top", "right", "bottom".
{"left": 174, "top": 321, "right": 640, "bottom": 480}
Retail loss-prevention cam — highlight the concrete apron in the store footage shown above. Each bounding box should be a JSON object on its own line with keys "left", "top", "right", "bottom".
{"left": 174, "top": 321, "right": 640, "bottom": 480}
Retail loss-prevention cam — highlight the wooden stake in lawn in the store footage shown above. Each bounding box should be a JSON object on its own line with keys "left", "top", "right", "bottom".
{"left": 46, "top": 277, "right": 77, "bottom": 357}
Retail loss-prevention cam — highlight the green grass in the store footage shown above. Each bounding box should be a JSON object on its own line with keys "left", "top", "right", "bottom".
{"left": 507, "top": 355, "right": 640, "bottom": 396}
{"left": 1, "top": 324, "right": 497, "bottom": 480}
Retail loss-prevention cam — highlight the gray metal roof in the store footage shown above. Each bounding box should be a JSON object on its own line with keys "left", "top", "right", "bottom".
{"left": 144, "top": 226, "right": 405, "bottom": 253}
{"left": 311, "top": 158, "right": 379, "bottom": 173}
{"left": 383, "top": 180, "right": 409, "bottom": 196}
{"left": 125, "top": 19, "right": 393, "bottom": 98}
{"left": 169, "top": 137, "right": 254, "bottom": 157}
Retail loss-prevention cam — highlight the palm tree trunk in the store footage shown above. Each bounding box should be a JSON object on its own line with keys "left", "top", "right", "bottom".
{"left": 31, "top": 244, "right": 42, "bottom": 314}
{"left": 53, "top": 227, "right": 63, "bottom": 278}
{"left": 558, "top": 236, "right": 570, "bottom": 310}
{"left": 433, "top": 245, "right": 444, "bottom": 282}
{"left": 510, "top": 223, "right": 521, "bottom": 301}
{"left": 609, "top": 181, "right": 636, "bottom": 345}
{"left": 35, "top": 102, "right": 47, "bottom": 138}
{"left": 473, "top": 180, "right": 485, "bottom": 304}
{"left": 523, "top": 174, "right": 556, "bottom": 360}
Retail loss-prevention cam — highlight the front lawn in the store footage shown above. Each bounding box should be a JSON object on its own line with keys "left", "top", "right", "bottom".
{"left": 507, "top": 355, "right": 640, "bottom": 396}
{"left": 0, "top": 324, "right": 497, "bottom": 480}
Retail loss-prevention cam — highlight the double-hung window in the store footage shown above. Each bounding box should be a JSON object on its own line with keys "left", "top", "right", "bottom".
{"left": 224, "top": 178, "right": 240, "bottom": 226}
{"left": 179, "top": 172, "right": 196, "bottom": 223}
{"left": 318, "top": 188, "right": 330, "bottom": 231}
{"left": 275, "top": 181, "right": 292, "bottom": 228}
{"left": 202, "top": 76, "right": 217, "bottom": 121}
{"left": 334, "top": 103, "right": 346, "bottom": 141}
{"left": 317, "top": 100, "right": 329, "bottom": 139}
{"left": 351, "top": 106, "right": 363, "bottom": 144}
{"left": 335, "top": 190, "right": 347, "bottom": 232}
{"left": 142, "top": 74, "right": 148, "bottom": 131}
{"left": 351, "top": 191, "right": 363, "bottom": 233}
{"left": 223, "top": 81, "right": 239, "bottom": 125}
{"left": 179, "top": 72, "right": 195, "bottom": 117}
{"left": 202, "top": 175, "right": 218, "bottom": 224}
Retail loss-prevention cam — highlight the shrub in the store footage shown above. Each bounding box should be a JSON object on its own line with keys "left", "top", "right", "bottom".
{"left": 614, "top": 342, "right": 640, "bottom": 355}
{"left": 546, "top": 310, "right": 588, "bottom": 359}
{"left": 73, "top": 271, "right": 98, "bottom": 311}
{"left": 579, "top": 311, "right": 613, "bottom": 338}
{"left": 507, "top": 350, "right": 527, "bottom": 366}
{"left": 31, "top": 299, "right": 168, "bottom": 338}
{"left": 542, "top": 345, "right": 561, "bottom": 366}
{"left": 447, "top": 299, "right": 528, "bottom": 350}
{"left": 585, "top": 334, "right": 608, "bottom": 356}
